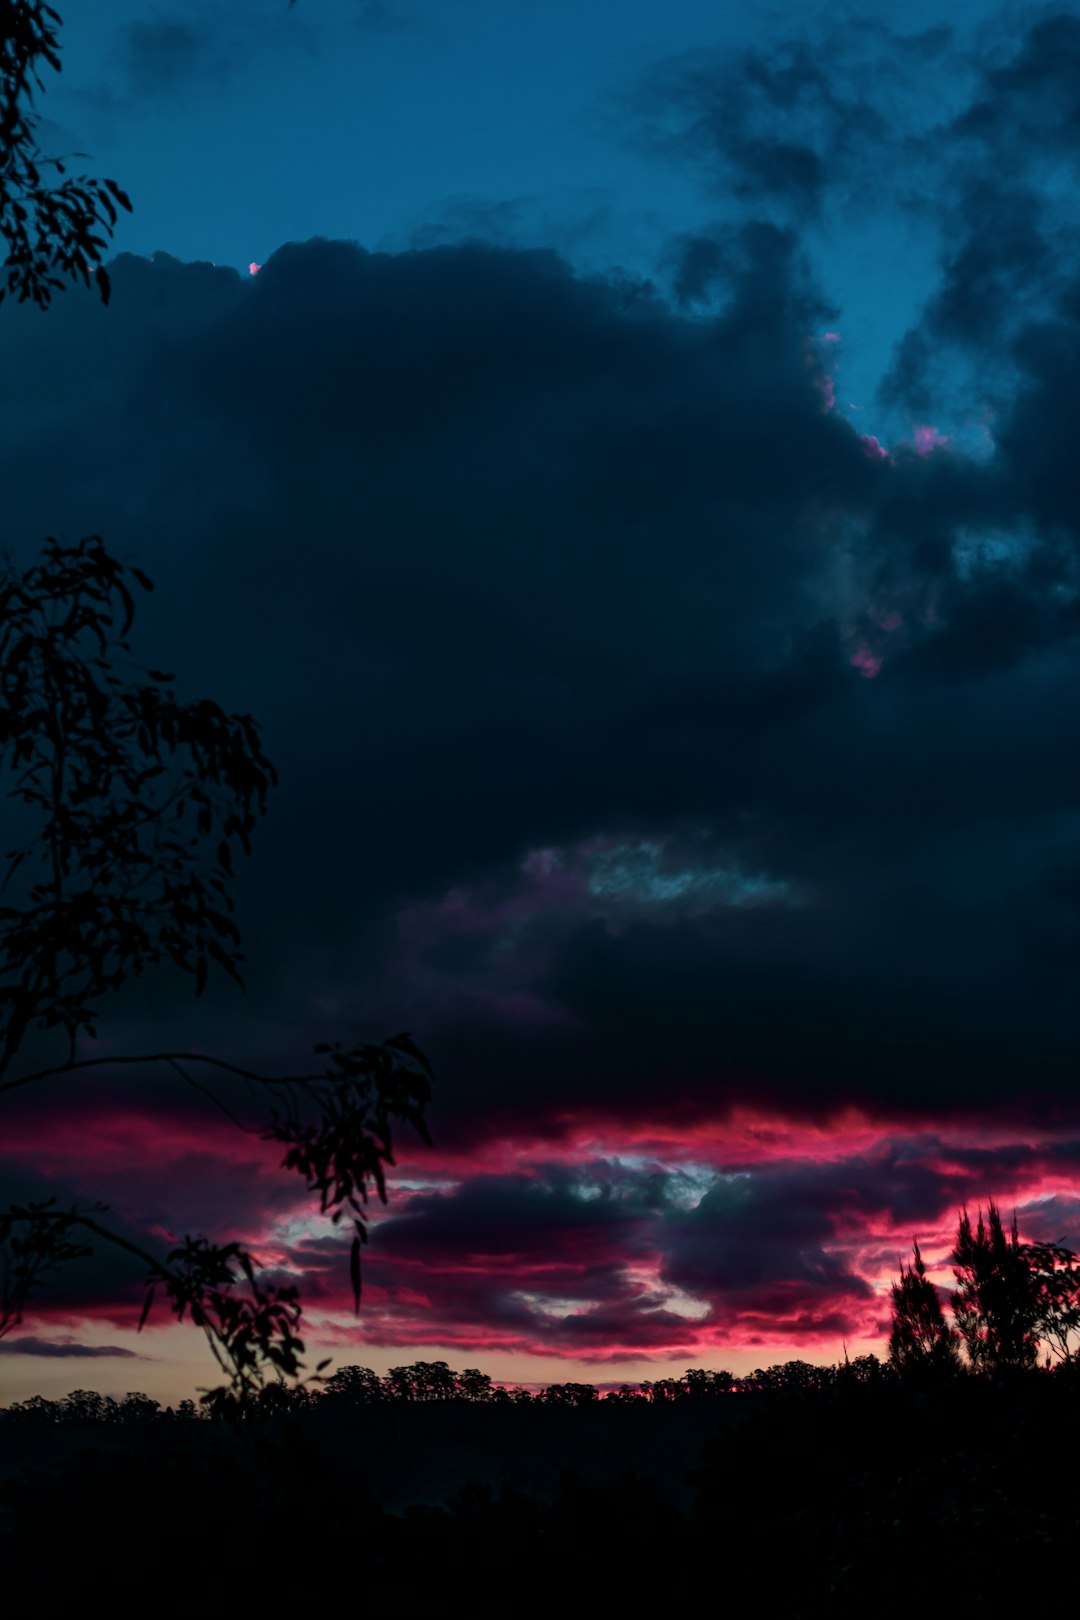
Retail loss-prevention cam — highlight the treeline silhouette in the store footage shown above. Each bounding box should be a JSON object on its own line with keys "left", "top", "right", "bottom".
{"left": 0, "top": 1352, "right": 890, "bottom": 1424}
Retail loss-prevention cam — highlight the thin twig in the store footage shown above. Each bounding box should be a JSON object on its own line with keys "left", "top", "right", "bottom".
{"left": 166, "top": 1056, "right": 257, "bottom": 1135}
{"left": 0, "top": 1050, "right": 329, "bottom": 1097}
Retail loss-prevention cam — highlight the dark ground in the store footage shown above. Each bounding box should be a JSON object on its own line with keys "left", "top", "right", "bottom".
{"left": 0, "top": 1399, "right": 742, "bottom": 1507}
{"left": 3, "top": 1380, "right": 1080, "bottom": 1614}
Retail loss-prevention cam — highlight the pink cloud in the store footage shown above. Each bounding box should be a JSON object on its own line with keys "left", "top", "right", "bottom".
{"left": 913, "top": 423, "right": 948, "bottom": 455}
{"left": 8, "top": 1100, "right": 1080, "bottom": 1382}
{"left": 849, "top": 643, "right": 883, "bottom": 678}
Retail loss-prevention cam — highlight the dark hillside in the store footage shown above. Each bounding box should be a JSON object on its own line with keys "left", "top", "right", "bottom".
{"left": 5, "top": 1373, "right": 1080, "bottom": 1614}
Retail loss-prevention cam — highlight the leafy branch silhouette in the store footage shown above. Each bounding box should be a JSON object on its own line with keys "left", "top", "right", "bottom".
{"left": 0, "top": 538, "right": 433, "bottom": 1408}
{"left": 1, "top": 1, "right": 132, "bottom": 307}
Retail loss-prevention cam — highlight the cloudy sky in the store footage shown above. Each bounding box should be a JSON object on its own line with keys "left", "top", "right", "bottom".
{"left": 3, "top": 0, "right": 1080, "bottom": 1403}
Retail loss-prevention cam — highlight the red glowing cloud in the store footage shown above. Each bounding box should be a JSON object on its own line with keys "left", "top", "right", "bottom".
{"left": 11, "top": 1086, "right": 1076, "bottom": 1370}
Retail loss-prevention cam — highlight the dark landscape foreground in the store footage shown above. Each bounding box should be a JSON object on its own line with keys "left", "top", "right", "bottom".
{"left": 3, "top": 1370, "right": 1080, "bottom": 1613}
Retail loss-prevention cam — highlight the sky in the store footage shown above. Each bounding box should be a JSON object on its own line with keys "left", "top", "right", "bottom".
{"left": 2, "top": 0, "right": 1080, "bottom": 1404}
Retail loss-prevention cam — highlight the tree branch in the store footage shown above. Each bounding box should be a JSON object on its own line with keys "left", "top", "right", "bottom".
{"left": 6, "top": 1205, "right": 174, "bottom": 1285}
{"left": 166, "top": 1055, "right": 257, "bottom": 1135}
{"left": 0, "top": 1049, "right": 333, "bottom": 1098}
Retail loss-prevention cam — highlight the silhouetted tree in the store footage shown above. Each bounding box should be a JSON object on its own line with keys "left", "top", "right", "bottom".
{"left": 0, "top": 539, "right": 433, "bottom": 1406}
{"left": 115, "top": 1391, "right": 160, "bottom": 1423}
{"left": 323, "top": 1363, "right": 385, "bottom": 1404}
{"left": 888, "top": 1239, "right": 961, "bottom": 1375}
{"left": 383, "top": 1360, "right": 461, "bottom": 1401}
{"left": 1024, "top": 1237, "right": 1080, "bottom": 1365}
{"left": 458, "top": 1367, "right": 495, "bottom": 1402}
{"left": 59, "top": 1388, "right": 116, "bottom": 1423}
{"left": 952, "top": 1202, "right": 1039, "bottom": 1373}
{"left": 539, "top": 1382, "right": 597, "bottom": 1406}
{"left": 690, "top": 1367, "right": 737, "bottom": 1395}
{"left": 641, "top": 1376, "right": 681, "bottom": 1402}
{"left": 1, "top": 1, "right": 132, "bottom": 306}
{"left": 843, "top": 1352, "right": 888, "bottom": 1385}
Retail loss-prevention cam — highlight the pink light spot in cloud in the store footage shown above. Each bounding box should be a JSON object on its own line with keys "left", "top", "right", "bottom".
{"left": 248, "top": 261, "right": 261, "bottom": 276}
{"left": 816, "top": 373, "right": 837, "bottom": 412}
{"left": 821, "top": 331, "right": 842, "bottom": 343}
{"left": 914, "top": 423, "right": 947, "bottom": 455}
{"left": 877, "top": 610, "right": 903, "bottom": 633}
{"left": 850, "top": 643, "right": 883, "bottom": 679}
{"left": 859, "top": 433, "right": 890, "bottom": 461}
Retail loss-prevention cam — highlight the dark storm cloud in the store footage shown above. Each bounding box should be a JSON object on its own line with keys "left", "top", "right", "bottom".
{"left": 306, "top": 1161, "right": 699, "bottom": 1356}
{"left": 282, "top": 1136, "right": 1080, "bottom": 1358}
{"left": 105, "top": 3, "right": 315, "bottom": 104}
{"left": 662, "top": 232, "right": 728, "bottom": 308}
{"left": 393, "top": 191, "right": 616, "bottom": 263}
{"left": 628, "top": 20, "right": 953, "bottom": 222}
{"left": 876, "top": 13, "right": 1080, "bottom": 415}
{"left": 653, "top": 1142, "right": 971, "bottom": 1339}
{"left": 115, "top": 20, "right": 218, "bottom": 97}
{"left": 955, "top": 11, "right": 1080, "bottom": 152}
{"left": 2, "top": 13, "right": 1080, "bottom": 1157}
{"left": 0, "top": 1106, "right": 304, "bottom": 1328}
{"left": 632, "top": 10, "right": 1080, "bottom": 435}
{"left": 0, "top": 218, "right": 1076, "bottom": 1138}
{"left": 0, "top": 1337, "right": 140, "bottom": 1358}
{"left": 0, "top": 1163, "right": 157, "bottom": 1323}
{"left": 662, "top": 1175, "right": 864, "bottom": 1304}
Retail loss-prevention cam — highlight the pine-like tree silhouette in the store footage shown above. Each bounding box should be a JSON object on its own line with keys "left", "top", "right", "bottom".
{"left": 888, "top": 1239, "right": 961, "bottom": 1375}
{"left": 951, "top": 1201, "right": 1040, "bottom": 1373}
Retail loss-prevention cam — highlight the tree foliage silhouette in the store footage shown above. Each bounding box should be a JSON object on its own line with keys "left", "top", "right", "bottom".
{"left": 888, "top": 1239, "right": 961, "bottom": 1376}
{"left": 1, "top": 4, "right": 432, "bottom": 1411}
{"left": 889, "top": 1207, "right": 1080, "bottom": 1375}
{"left": 1022, "top": 1237, "right": 1080, "bottom": 1366}
{"left": 951, "top": 1202, "right": 1040, "bottom": 1373}
{"left": 1, "top": 1, "right": 132, "bottom": 306}
{"left": 0, "top": 539, "right": 433, "bottom": 1408}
